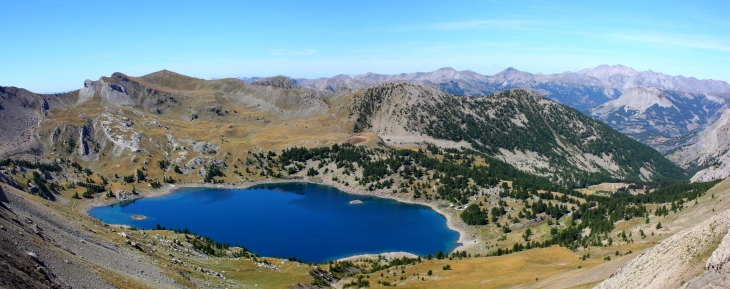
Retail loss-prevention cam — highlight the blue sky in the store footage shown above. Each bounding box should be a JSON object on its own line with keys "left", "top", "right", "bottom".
{"left": 1, "top": 0, "right": 728, "bottom": 93}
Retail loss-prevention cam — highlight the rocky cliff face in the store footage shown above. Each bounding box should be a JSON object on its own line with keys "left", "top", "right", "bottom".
{"left": 595, "top": 211, "right": 729, "bottom": 289}
{"left": 0, "top": 86, "right": 49, "bottom": 159}
{"left": 686, "top": 214, "right": 730, "bottom": 288}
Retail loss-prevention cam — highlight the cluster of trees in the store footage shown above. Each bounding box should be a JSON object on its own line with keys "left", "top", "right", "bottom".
{"left": 460, "top": 204, "right": 488, "bottom": 225}
{"left": 30, "top": 171, "right": 58, "bottom": 200}
{"left": 165, "top": 227, "right": 231, "bottom": 257}
{"left": 203, "top": 163, "right": 225, "bottom": 183}
{"left": 76, "top": 181, "right": 106, "bottom": 198}
{"left": 0, "top": 159, "right": 62, "bottom": 172}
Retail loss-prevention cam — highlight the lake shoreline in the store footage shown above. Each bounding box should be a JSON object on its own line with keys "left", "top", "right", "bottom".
{"left": 84, "top": 177, "right": 477, "bottom": 256}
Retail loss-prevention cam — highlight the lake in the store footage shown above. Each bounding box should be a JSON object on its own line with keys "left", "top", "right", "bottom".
{"left": 88, "top": 182, "right": 460, "bottom": 262}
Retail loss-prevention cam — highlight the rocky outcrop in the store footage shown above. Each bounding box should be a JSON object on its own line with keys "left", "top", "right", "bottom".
{"left": 251, "top": 75, "right": 300, "bottom": 89}
{"left": 595, "top": 212, "right": 729, "bottom": 289}
{"left": 706, "top": 228, "right": 730, "bottom": 272}
{"left": 99, "top": 112, "right": 142, "bottom": 154}
{"left": 183, "top": 157, "right": 207, "bottom": 174}
{"left": 0, "top": 172, "right": 21, "bottom": 190}
{"left": 0, "top": 86, "right": 45, "bottom": 158}
{"left": 78, "top": 77, "right": 134, "bottom": 106}
{"left": 192, "top": 141, "right": 218, "bottom": 153}
{"left": 115, "top": 190, "right": 135, "bottom": 200}
{"left": 77, "top": 125, "right": 90, "bottom": 156}
{"left": 686, "top": 214, "right": 730, "bottom": 288}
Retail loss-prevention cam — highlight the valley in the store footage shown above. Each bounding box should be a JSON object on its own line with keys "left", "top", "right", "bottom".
{"left": 1, "top": 67, "right": 729, "bottom": 288}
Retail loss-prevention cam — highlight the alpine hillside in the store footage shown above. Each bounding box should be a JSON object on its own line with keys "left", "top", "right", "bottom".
{"left": 346, "top": 82, "right": 685, "bottom": 186}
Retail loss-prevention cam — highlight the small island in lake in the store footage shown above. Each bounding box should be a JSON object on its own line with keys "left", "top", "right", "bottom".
{"left": 131, "top": 215, "right": 147, "bottom": 220}
{"left": 349, "top": 200, "right": 363, "bottom": 204}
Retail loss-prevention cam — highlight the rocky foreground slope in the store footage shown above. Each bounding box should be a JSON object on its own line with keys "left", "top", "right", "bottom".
{"left": 0, "top": 184, "right": 179, "bottom": 288}
{"left": 595, "top": 212, "right": 729, "bottom": 289}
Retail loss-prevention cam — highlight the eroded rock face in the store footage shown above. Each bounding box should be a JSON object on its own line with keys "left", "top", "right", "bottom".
{"left": 77, "top": 125, "right": 90, "bottom": 156}
{"left": 685, "top": 214, "right": 730, "bottom": 288}
{"left": 707, "top": 220, "right": 730, "bottom": 272}
{"left": 184, "top": 157, "right": 207, "bottom": 174}
{"left": 0, "top": 86, "right": 45, "bottom": 159}
{"left": 595, "top": 212, "right": 729, "bottom": 289}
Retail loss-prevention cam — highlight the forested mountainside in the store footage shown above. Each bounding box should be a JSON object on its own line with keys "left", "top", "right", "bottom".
{"left": 347, "top": 82, "right": 685, "bottom": 187}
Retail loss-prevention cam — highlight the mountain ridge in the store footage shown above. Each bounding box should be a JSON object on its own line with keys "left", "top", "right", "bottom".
{"left": 347, "top": 82, "right": 686, "bottom": 185}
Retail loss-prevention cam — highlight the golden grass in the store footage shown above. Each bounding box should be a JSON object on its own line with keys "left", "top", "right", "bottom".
{"left": 360, "top": 246, "right": 600, "bottom": 289}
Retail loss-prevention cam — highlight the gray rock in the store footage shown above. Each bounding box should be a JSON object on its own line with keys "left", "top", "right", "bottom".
{"left": 115, "top": 190, "right": 135, "bottom": 200}
{"left": 27, "top": 183, "right": 39, "bottom": 194}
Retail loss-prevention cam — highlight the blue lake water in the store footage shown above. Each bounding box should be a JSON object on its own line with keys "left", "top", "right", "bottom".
{"left": 88, "top": 182, "right": 460, "bottom": 262}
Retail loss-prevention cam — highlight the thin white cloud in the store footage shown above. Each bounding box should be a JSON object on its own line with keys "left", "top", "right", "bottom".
{"left": 614, "top": 33, "right": 730, "bottom": 52}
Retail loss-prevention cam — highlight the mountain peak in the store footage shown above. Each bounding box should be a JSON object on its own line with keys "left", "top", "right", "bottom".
{"left": 492, "top": 67, "right": 534, "bottom": 83}
{"left": 142, "top": 69, "right": 188, "bottom": 78}
{"left": 436, "top": 67, "right": 457, "bottom": 72}
{"left": 251, "top": 75, "right": 299, "bottom": 89}
{"left": 579, "top": 64, "right": 638, "bottom": 77}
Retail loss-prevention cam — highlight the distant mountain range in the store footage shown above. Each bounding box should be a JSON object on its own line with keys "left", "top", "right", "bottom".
{"left": 239, "top": 65, "right": 730, "bottom": 181}
{"left": 589, "top": 86, "right": 729, "bottom": 140}
{"left": 239, "top": 65, "right": 730, "bottom": 111}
